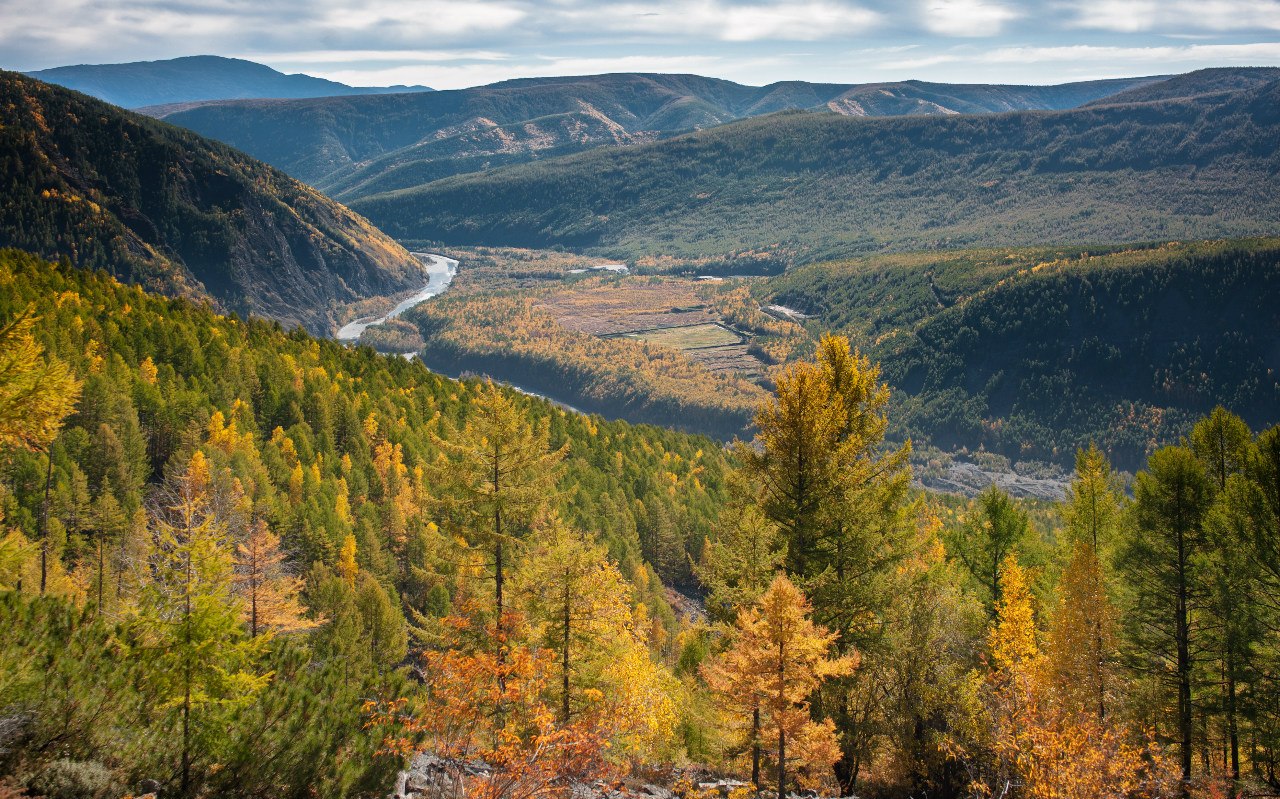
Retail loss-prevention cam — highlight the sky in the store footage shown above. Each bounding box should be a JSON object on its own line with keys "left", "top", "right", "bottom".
{"left": 3, "top": 0, "right": 1280, "bottom": 89}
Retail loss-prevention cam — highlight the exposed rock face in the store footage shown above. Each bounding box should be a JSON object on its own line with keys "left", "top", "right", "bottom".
{"left": 0, "top": 70, "right": 425, "bottom": 335}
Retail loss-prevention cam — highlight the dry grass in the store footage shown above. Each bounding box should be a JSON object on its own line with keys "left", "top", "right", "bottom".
{"left": 624, "top": 323, "right": 742, "bottom": 349}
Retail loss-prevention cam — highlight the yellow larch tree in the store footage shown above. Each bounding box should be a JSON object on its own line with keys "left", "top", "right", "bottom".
{"left": 234, "top": 518, "right": 315, "bottom": 637}
{"left": 704, "top": 574, "right": 854, "bottom": 799}
{"left": 337, "top": 533, "right": 359, "bottom": 587}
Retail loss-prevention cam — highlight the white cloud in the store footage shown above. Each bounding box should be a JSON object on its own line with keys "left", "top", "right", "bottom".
{"left": 554, "top": 1, "right": 882, "bottom": 42}
{"left": 921, "top": 0, "right": 1022, "bottom": 37}
{"left": 1065, "top": 0, "right": 1280, "bottom": 32}
{"left": 319, "top": 0, "right": 527, "bottom": 36}
{"left": 884, "top": 40, "right": 1280, "bottom": 69}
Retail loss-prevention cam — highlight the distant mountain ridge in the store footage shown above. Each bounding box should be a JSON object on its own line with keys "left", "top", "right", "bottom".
{"left": 345, "top": 73, "right": 1280, "bottom": 265}
{"left": 26, "top": 55, "right": 433, "bottom": 109}
{"left": 0, "top": 71, "right": 426, "bottom": 334}
{"left": 148, "top": 71, "right": 1166, "bottom": 199}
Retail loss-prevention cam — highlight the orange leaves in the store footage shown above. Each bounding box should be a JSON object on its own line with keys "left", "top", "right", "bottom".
{"left": 369, "top": 607, "right": 612, "bottom": 799}
{"left": 702, "top": 575, "right": 853, "bottom": 795}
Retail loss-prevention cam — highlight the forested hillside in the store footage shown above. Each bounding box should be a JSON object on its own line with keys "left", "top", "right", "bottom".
{"left": 5, "top": 258, "right": 1280, "bottom": 798}
{"left": 348, "top": 77, "right": 1280, "bottom": 265}
{"left": 764, "top": 239, "right": 1280, "bottom": 467}
{"left": 150, "top": 71, "right": 1161, "bottom": 199}
{"left": 0, "top": 246, "right": 730, "bottom": 794}
{"left": 0, "top": 71, "right": 425, "bottom": 334}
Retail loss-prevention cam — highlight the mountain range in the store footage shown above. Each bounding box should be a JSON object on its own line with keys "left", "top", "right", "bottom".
{"left": 26, "top": 55, "right": 433, "bottom": 110}
{"left": 147, "top": 71, "right": 1166, "bottom": 200}
{"left": 341, "top": 69, "right": 1280, "bottom": 266}
{"left": 0, "top": 70, "right": 425, "bottom": 334}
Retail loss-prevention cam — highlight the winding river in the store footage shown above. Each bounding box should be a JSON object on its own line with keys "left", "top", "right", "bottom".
{"left": 336, "top": 252, "right": 457, "bottom": 342}
{"left": 336, "top": 252, "right": 585, "bottom": 415}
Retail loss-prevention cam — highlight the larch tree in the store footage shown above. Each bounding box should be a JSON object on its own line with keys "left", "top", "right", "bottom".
{"left": 1118, "top": 445, "right": 1212, "bottom": 786}
{"left": 1063, "top": 443, "right": 1123, "bottom": 555}
{"left": 736, "top": 335, "right": 909, "bottom": 792}
{"left": 337, "top": 532, "right": 358, "bottom": 587}
{"left": 430, "top": 381, "right": 567, "bottom": 640}
{"left": 233, "top": 519, "right": 313, "bottom": 637}
{"left": 1048, "top": 539, "right": 1118, "bottom": 721}
{"left": 1050, "top": 445, "right": 1123, "bottom": 721}
{"left": 696, "top": 500, "right": 784, "bottom": 626}
{"left": 704, "top": 575, "right": 854, "bottom": 799}
{"left": 949, "top": 486, "right": 1031, "bottom": 614}
{"left": 1190, "top": 408, "right": 1254, "bottom": 788}
{"left": 0, "top": 308, "right": 81, "bottom": 451}
{"left": 0, "top": 308, "right": 81, "bottom": 595}
{"left": 134, "top": 451, "right": 267, "bottom": 795}
{"left": 514, "top": 514, "right": 634, "bottom": 723}
{"left": 89, "top": 478, "right": 127, "bottom": 616}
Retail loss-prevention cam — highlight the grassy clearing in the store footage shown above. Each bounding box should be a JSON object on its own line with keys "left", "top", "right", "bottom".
{"left": 625, "top": 323, "right": 743, "bottom": 349}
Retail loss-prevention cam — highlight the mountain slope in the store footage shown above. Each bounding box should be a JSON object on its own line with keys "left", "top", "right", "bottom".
{"left": 347, "top": 78, "right": 1280, "bottom": 265}
{"left": 761, "top": 239, "right": 1280, "bottom": 467}
{"left": 150, "top": 72, "right": 1163, "bottom": 196}
{"left": 27, "top": 55, "right": 432, "bottom": 109}
{"left": 1083, "top": 66, "right": 1280, "bottom": 107}
{"left": 0, "top": 71, "right": 425, "bottom": 334}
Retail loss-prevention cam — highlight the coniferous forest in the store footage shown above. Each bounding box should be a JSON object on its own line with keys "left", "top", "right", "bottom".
{"left": 2, "top": 29, "right": 1280, "bottom": 799}
{"left": 3, "top": 245, "right": 1280, "bottom": 799}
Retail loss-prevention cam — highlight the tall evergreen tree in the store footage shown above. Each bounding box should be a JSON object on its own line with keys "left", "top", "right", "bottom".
{"left": 1118, "top": 446, "right": 1212, "bottom": 786}
{"left": 431, "top": 381, "right": 566, "bottom": 638}
{"left": 134, "top": 451, "right": 268, "bottom": 795}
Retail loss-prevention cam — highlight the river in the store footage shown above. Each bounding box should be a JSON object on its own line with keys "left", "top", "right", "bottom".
{"left": 336, "top": 252, "right": 457, "bottom": 342}
{"left": 336, "top": 252, "right": 586, "bottom": 415}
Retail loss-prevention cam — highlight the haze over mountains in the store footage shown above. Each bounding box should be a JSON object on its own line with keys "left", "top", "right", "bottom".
{"left": 27, "top": 55, "right": 433, "bottom": 110}
{"left": 0, "top": 71, "right": 425, "bottom": 334}
{"left": 148, "top": 71, "right": 1165, "bottom": 199}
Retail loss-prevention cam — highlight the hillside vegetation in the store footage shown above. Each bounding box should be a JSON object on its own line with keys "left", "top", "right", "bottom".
{"left": 151, "top": 71, "right": 1161, "bottom": 197}
{"left": 349, "top": 77, "right": 1280, "bottom": 266}
{"left": 6, "top": 253, "right": 1280, "bottom": 797}
{"left": 0, "top": 71, "right": 425, "bottom": 334}
{"left": 763, "top": 239, "right": 1280, "bottom": 467}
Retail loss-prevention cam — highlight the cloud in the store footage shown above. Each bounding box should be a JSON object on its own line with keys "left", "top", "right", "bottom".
{"left": 884, "top": 40, "right": 1280, "bottom": 69}
{"left": 1064, "top": 0, "right": 1280, "bottom": 32}
{"left": 921, "top": 0, "right": 1021, "bottom": 37}
{"left": 553, "top": 1, "right": 882, "bottom": 42}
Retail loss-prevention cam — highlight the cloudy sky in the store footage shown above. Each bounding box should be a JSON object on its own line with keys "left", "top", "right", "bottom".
{"left": 3, "top": 0, "right": 1280, "bottom": 89}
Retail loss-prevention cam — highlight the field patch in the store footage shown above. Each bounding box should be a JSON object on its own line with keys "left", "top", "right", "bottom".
{"left": 624, "top": 323, "right": 743, "bottom": 349}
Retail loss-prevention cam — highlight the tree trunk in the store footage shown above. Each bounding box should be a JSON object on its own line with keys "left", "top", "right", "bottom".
{"left": 751, "top": 705, "right": 761, "bottom": 789}
{"left": 39, "top": 450, "right": 53, "bottom": 594}
{"left": 562, "top": 577, "right": 571, "bottom": 723}
{"left": 777, "top": 722, "right": 786, "bottom": 799}
{"left": 777, "top": 639, "right": 786, "bottom": 799}
{"left": 97, "top": 539, "right": 105, "bottom": 616}
{"left": 1176, "top": 524, "right": 1193, "bottom": 788}
{"left": 182, "top": 552, "right": 193, "bottom": 795}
